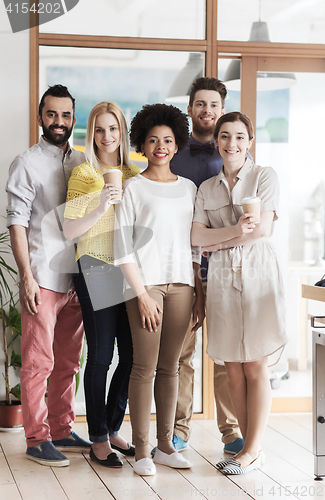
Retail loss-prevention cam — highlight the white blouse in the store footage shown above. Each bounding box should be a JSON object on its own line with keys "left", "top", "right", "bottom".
{"left": 114, "top": 174, "right": 200, "bottom": 289}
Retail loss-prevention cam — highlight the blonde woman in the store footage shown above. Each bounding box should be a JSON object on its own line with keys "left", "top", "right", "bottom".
{"left": 63, "top": 102, "right": 139, "bottom": 467}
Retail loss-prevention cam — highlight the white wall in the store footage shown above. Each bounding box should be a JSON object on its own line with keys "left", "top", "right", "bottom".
{"left": 0, "top": 2, "right": 30, "bottom": 399}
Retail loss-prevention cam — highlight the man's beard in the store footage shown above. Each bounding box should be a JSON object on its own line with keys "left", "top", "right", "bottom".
{"left": 42, "top": 121, "right": 73, "bottom": 146}
{"left": 192, "top": 118, "right": 216, "bottom": 138}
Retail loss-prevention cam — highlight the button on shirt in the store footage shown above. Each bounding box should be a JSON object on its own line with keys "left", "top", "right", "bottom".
{"left": 6, "top": 136, "right": 85, "bottom": 293}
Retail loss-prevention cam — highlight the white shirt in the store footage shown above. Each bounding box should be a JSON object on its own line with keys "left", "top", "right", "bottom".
{"left": 115, "top": 174, "right": 200, "bottom": 289}
{"left": 6, "top": 136, "right": 85, "bottom": 293}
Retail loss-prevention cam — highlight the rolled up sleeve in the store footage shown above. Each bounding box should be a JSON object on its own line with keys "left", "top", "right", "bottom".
{"left": 6, "top": 155, "right": 36, "bottom": 228}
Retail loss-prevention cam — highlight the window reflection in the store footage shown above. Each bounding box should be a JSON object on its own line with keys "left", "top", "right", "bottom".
{"left": 40, "top": 44, "right": 205, "bottom": 413}
{"left": 39, "top": 0, "right": 206, "bottom": 39}
{"left": 218, "top": 0, "right": 325, "bottom": 44}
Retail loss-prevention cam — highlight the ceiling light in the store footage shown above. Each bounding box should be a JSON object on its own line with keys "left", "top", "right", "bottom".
{"left": 165, "top": 53, "right": 204, "bottom": 103}
{"left": 224, "top": 10, "right": 297, "bottom": 91}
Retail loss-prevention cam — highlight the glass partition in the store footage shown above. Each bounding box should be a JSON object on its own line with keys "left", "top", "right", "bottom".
{"left": 40, "top": 45, "right": 205, "bottom": 413}
{"left": 256, "top": 72, "right": 325, "bottom": 394}
{"left": 40, "top": 46, "right": 204, "bottom": 167}
{"left": 218, "top": 58, "right": 240, "bottom": 112}
{"left": 39, "top": 0, "right": 206, "bottom": 39}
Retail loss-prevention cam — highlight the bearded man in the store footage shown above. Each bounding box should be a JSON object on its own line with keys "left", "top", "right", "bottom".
{"left": 6, "top": 84, "right": 91, "bottom": 467}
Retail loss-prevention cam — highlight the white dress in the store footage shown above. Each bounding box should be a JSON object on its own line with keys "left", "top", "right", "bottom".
{"left": 193, "top": 158, "right": 288, "bottom": 364}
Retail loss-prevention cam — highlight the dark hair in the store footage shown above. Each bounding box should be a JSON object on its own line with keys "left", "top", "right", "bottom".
{"left": 214, "top": 111, "right": 254, "bottom": 141}
{"left": 38, "top": 84, "right": 76, "bottom": 117}
{"left": 130, "top": 103, "right": 189, "bottom": 153}
{"left": 189, "top": 77, "right": 227, "bottom": 108}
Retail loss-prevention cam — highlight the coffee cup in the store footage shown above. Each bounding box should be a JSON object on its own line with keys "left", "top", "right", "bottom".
{"left": 241, "top": 196, "right": 260, "bottom": 219}
{"left": 103, "top": 169, "right": 123, "bottom": 204}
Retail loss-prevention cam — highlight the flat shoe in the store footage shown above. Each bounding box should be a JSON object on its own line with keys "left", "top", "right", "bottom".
{"left": 153, "top": 448, "right": 193, "bottom": 469}
{"left": 216, "top": 457, "right": 238, "bottom": 470}
{"left": 89, "top": 448, "right": 123, "bottom": 467}
{"left": 217, "top": 450, "right": 265, "bottom": 470}
{"left": 133, "top": 457, "right": 156, "bottom": 476}
{"left": 222, "top": 454, "right": 261, "bottom": 475}
{"left": 111, "top": 443, "right": 135, "bottom": 456}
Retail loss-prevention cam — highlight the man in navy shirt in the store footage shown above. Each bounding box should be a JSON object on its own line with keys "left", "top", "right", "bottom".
{"left": 170, "top": 77, "right": 244, "bottom": 456}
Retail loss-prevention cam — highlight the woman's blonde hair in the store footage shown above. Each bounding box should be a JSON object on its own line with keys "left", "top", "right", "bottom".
{"left": 85, "top": 101, "right": 130, "bottom": 170}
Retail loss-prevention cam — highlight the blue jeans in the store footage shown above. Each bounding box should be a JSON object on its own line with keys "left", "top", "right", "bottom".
{"left": 73, "top": 256, "right": 133, "bottom": 443}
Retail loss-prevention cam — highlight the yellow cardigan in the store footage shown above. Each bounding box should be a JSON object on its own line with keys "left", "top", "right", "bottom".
{"left": 64, "top": 161, "right": 140, "bottom": 264}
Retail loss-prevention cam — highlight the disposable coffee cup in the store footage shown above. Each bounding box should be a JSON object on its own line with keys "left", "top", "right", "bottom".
{"left": 103, "top": 169, "right": 123, "bottom": 204}
{"left": 241, "top": 196, "right": 260, "bottom": 219}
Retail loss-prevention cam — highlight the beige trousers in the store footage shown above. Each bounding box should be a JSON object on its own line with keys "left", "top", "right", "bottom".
{"left": 174, "top": 284, "right": 241, "bottom": 444}
{"left": 126, "top": 284, "right": 194, "bottom": 447}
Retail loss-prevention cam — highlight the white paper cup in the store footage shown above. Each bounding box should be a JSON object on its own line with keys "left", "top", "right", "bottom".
{"left": 103, "top": 169, "right": 122, "bottom": 204}
{"left": 241, "top": 196, "right": 260, "bottom": 218}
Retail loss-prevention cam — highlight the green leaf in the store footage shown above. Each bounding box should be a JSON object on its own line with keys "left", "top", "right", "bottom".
{"left": 10, "top": 350, "right": 22, "bottom": 369}
{"left": 75, "top": 370, "right": 80, "bottom": 395}
{"left": 75, "top": 339, "right": 86, "bottom": 396}
{"left": 8, "top": 305, "right": 21, "bottom": 335}
{"left": 10, "top": 383, "right": 21, "bottom": 402}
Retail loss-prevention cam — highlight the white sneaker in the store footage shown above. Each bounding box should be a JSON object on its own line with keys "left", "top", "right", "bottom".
{"left": 153, "top": 448, "right": 193, "bottom": 469}
{"left": 133, "top": 457, "right": 156, "bottom": 476}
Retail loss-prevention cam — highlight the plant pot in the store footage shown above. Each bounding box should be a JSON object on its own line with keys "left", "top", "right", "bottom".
{"left": 0, "top": 400, "right": 23, "bottom": 429}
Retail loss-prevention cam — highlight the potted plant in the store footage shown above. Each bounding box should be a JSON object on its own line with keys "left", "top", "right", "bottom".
{"left": 0, "top": 228, "right": 23, "bottom": 429}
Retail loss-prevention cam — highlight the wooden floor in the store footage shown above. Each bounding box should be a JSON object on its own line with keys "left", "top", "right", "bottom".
{"left": 0, "top": 414, "right": 323, "bottom": 500}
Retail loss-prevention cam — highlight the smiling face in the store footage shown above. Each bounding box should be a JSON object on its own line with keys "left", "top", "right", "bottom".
{"left": 94, "top": 112, "right": 121, "bottom": 163}
{"left": 37, "top": 95, "right": 76, "bottom": 149}
{"left": 215, "top": 120, "right": 253, "bottom": 170}
{"left": 141, "top": 125, "right": 178, "bottom": 168}
{"left": 188, "top": 89, "right": 225, "bottom": 141}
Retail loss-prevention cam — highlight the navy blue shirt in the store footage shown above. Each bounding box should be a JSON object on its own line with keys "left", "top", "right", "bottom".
{"left": 170, "top": 135, "right": 223, "bottom": 188}
{"left": 170, "top": 135, "right": 223, "bottom": 281}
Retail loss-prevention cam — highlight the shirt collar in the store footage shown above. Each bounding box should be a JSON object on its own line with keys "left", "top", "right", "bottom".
{"left": 188, "top": 134, "right": 215, "bottom": 147}
{"left": 217, "top": 157, "right": 254, "bottom": 186}
{"left": 39, "top": 135, "right": 73, "bottom": 157}
{"left": 235, "top": 156, "right": 254, "bottom": 180}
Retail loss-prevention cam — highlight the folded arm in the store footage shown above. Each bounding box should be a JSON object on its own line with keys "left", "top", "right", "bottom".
{"left": 201, "top": 211, "right": 274, "bottom": 254}
{"left": 191, "top": 212, "right": 258, "bottom": 247}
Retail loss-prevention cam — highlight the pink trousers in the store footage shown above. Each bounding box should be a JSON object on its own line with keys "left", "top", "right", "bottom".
{"left": 20, "top": 287, "right": 84, "bottom": 447}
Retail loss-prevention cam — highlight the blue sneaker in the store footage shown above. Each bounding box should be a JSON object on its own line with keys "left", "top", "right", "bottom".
{"left": 26, "top": 441, "right": 69, "bottom": 467}
{"left": 151, "top": 434, "right": 189, "bottom": 456}
{"left": 172, "top": 434, "right": 189, "bottom": 452}
{"left": 223, "top": 437, "right": 244, "bottom": 455}
{"left": 52, "top": 431, "right": 92, "bottom": 453}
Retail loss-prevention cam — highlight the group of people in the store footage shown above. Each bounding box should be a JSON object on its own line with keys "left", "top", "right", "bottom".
{"left": 5, "top": 77, "right": 287, "bottom": 476}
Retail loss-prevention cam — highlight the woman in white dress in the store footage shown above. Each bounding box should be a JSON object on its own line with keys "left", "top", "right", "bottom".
{"left": 191, "top": 111, "right": 287, "bottom": 475}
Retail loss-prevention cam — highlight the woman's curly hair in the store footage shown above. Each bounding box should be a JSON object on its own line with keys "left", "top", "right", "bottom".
{"left": 130, "top": 103, "right": 189, "bottom": 154}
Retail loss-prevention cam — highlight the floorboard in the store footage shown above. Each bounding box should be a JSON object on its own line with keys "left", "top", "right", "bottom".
{"left": 0, "top": 414, "right": 322, "bottom": 500}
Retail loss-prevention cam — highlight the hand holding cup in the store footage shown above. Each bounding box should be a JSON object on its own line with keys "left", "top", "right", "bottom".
{"left": 241, "top": 196, "right": 260, "bottom": 220}
{"left": 103, "top": 169, "right": 123, "bottom": 204}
